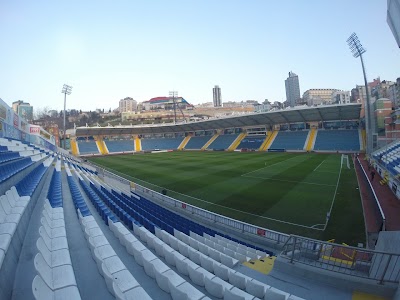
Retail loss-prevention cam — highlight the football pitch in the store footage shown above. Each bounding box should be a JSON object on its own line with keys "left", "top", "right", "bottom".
{"left": 88, "top": 152, "right": 365, "bottom": 245}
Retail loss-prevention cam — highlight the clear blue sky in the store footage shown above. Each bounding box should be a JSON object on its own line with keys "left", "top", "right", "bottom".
{"left": 0, "top": 0, "right": 399, "bottom": 112}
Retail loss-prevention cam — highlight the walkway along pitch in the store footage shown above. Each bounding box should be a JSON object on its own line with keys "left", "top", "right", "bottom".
{"left": 359, "top": 154, "right": 400, "bottom": 231}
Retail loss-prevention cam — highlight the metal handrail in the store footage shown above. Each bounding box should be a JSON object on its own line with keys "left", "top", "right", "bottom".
{"left": 280, "top": 235, "right": 400, "bottom": 284}
{"left": 356, "top": 157, "right": 386, "bottom": 231}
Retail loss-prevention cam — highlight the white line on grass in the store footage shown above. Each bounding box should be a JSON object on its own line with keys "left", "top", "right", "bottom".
{"left": 323, "top": 157, "right": 343, "bottom": 231}
{"left": 242, "top": 174, "right": 336, "bottom": 187}
{"left": 313, "top": 159, "right": 325, "bottom": 171}
{"left": 242, "top": 155, "right": 302, "bottom": 177}
{"left": 93, "top": 160, "right": 324, "bottom": 231}
{"left": 313, "top": 170, "right": 338, "bottom": 174}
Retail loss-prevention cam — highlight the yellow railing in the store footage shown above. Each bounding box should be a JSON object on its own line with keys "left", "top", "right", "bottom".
{"left": 178, "top": 136, "right": 191, "bottom": 150}
{"left": 228, "top": 133, "right": 246, "bottom": 151}
{"left": 201, "top": 134, "right": 219, "bottom": 150}
{"left": 305, "top": 128, "right": 317, "bottom": 151}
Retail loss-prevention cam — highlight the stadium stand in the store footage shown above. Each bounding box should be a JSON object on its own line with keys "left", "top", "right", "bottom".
{"left": 77, "top": 140, "right": 99, "bottom": 155}
{"left": 269, "top": 130, "right": 309, "bottom": 150}
{"left": 373, "top": 141, "right": 400, "bottom": 176}
{"left": 70, "top": 163, "right": 303, "bottom": 300}
{"left": 104, "top": 140, "right": 134, "bottom": 153}
{"left": 237, "top": 136, "right": 266, "bottom": 150}
{"left": 207, "top": 134, "right": 239, "bottom": 150}
{"left": 184, "top": 136, "right": 211, "bottom": 150}
{"left": 313, "top": 129, "right": 360, "bottom": 151}
{"left": 141, "top": 137, "right": 184, "bottom": 151}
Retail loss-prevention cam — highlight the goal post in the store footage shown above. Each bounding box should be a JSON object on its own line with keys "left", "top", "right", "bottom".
{"left": 341, "top": 154, "right": 350, "bottom": 169}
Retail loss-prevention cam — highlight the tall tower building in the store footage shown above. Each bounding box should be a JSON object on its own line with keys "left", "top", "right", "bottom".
{"left": 285, "top": 72, "right": 301, "bottom": 107}
{"left": 213, "top": 85, "right": 222, "bottom": 107}
{"left": 12, "top": 100, "right": 33, "bottom": 122}
{"left": 119, "top": 97, "right": 137, "bottom": 113}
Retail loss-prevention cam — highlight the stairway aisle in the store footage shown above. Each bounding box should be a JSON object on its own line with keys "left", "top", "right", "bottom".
{"left": 60, "top": 167, "right": 113, "bottom": 300}
{"left": 72, "top": 170, "right": 171, "bottom": 300}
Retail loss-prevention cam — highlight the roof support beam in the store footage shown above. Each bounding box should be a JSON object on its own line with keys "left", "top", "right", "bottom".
{"left": 277, "top": 112, "right": 290, "bottom": 123}
{"left": 296, "top": 110, "right": 307, "bottom": 123}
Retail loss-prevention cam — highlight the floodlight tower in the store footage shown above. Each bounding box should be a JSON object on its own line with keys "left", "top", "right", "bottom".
{"left": 347, "top": 33, "right": 373, "bottom": 155}
{"left": 61, "top": 84, "right": 73, "bottom": 149}
{"left": 169, "top": 91, "right": 178, "bottom": 124}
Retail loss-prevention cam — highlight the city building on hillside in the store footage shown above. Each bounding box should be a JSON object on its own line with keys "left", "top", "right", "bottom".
{"left": 12, "top": 100, "right": 33, "bottom": 122}
{"left": 195, "top": 102, "right": 214, "bottom": 108}
{"left": 223, "top": 100, "right": 259, "bottom": 109}
{"left": 142, "top": 96, "right": 192, "bottom": 111}
{"left": 302, "top": 89, "right": 338, "bottom": 106}
{"left": 374, "top": 98, "right": 393, "bottom": 138}
{"left": 331, "top": 90, "right": 351, "bottom": 104}
{"left": 119, "top": 97, "right": 137, "bottom": 113}
{"left": 371, "top": 80, "right": 395, "bottom": 101}
{"left": 213, "top": 85, "right": 222, "bottom": 107}
{"left": 285, "top": 72, "right": 301, "bottom": 107}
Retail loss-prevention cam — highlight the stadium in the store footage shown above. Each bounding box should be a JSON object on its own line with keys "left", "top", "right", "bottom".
{"left": 2, "top": 94, "right": 400, "bottom": 300}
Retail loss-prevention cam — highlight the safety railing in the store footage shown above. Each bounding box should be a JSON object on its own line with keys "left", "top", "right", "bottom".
{"left": 134, "top": 183, "right": 290, "bottom": 245}
{"left": 357, "top": 157, "right": 386, "bottom": 231}
{"left": 280, "top": 235, "right": 400, "bottom": 284}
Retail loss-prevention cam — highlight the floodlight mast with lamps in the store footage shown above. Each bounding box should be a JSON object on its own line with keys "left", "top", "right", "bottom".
{"left": 61, "top": 84, "right": 72, "bottom": 149}
{"left": 347, "top": 32, "right": 373, "bottom": 155}
{"left": 169, "top": 91, "right": 178, "bottom": 124}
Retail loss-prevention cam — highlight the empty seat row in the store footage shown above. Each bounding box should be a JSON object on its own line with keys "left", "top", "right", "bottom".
{"left": 0, "top": 151, "right": 20, "bottom": 163}
{"left": 202, "top": 233, "right": 268, "bottom": 261}
{"left": 65, "top": 167, "right": 91, "bottom": 217}
{"left": 175, "top": 230, "right": 240, "bottom": 267}
{"left": 109, "top": 219, "right": 210, "bottom": 300}
{"left": 153, "top": 227, "right": 302, "bottom": 300}
{"left": 0, "top": 157, "right": 34, "bottom": 183}
{"left": 32, "top": 198, "right": 81, "bottom": 299}
{"left": 15, "top": 163, "right": 48, "bottom": 197}
{"left": 78, "top": 210, "right": 150, "bottom": 299}
{"left": 79, "top": 178, "right": 118, "bottom": 225}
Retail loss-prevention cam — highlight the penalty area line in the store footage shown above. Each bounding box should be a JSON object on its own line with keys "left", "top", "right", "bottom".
{"left": 242, "top": 174, "right": 336, "bottom": 187}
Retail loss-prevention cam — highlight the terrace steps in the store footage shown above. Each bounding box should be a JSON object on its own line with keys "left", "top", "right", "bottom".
{"left": 259, "top": 131, "right": 271, "bottom": 151}
{"left": 228, "top": 133, "right": 246, "bottom": 151}
{"left": 96, "top": 139, "right": 108, "bottom": 155}
{"left": 305, "top": 128, "right": 317, "bottom": 151}
{"left": 178, "top": 136, "right": 191, "bottom": 150}
{"left": 135, "top": 136, "right": 142, "bottom": 151}
{"left": 361, "top": 129, "right": 366, "bottom": 151}
{"left": 70, "top": 138, "right": 79, "bottom": 156}
{"left": 201, "top": 134, "right": 219, "bottom": 150}
{"left": 263, "top": 130, "right": 278, "bottom": 150}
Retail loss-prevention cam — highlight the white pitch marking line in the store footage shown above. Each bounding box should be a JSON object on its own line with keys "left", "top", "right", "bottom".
{"left": 313, "top": 159, "right": 325, "bottom": 172}
{"left": 242, "top": 154, "right": 303, "bottom": 177}
{"left": 242, "top": 174, "right": 336, "bottom": 187}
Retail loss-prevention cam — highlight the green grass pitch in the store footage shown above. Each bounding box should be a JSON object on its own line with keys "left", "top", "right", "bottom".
{"left": 88, "top": 151, "right": 365, "bottom": 245}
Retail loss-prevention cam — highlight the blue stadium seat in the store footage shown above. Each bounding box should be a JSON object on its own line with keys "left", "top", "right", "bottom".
{"left": 314, "top": 129, "right": 360, "bottom": 151}
{"left": 270, "top": 131, "right": 308, "bottom": 150}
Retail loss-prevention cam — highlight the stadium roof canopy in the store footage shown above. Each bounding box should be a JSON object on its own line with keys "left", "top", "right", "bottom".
{"left": 75, "top": 103, "right": 361, "bottom": 136}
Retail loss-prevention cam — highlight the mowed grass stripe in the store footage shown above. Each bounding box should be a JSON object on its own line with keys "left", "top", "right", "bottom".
{"left": 89, "top": 152, "right": 365, "bottom": 245}
{"left": 90, "top": 152, "right": 333, "bottom": 225}
{"left": 260, "top": 155, "right": 338, "bottom": 226}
